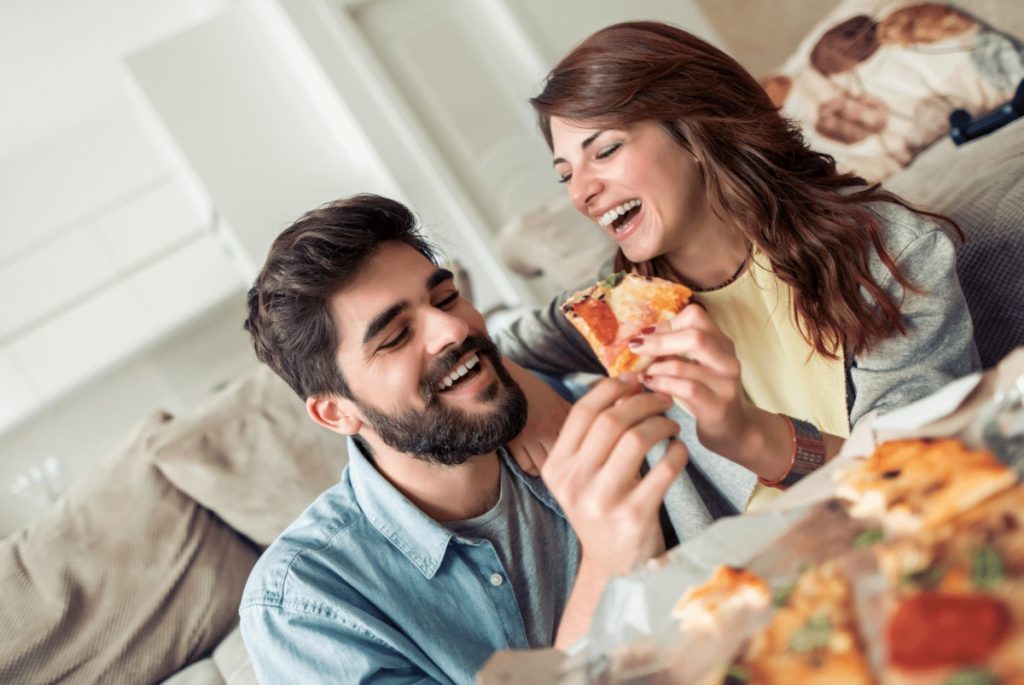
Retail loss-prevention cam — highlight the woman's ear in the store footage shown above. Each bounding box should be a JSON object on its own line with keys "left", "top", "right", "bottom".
{"left": 306, "top": 395, "right": 362, "bottom": 435}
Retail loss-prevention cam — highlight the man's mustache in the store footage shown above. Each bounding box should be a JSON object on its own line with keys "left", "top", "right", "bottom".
{"left": 420, "top": 334, "right": 500, "bottom": 402}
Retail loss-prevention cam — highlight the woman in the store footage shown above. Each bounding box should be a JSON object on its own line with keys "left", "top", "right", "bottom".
{"left": 499, "top": 21, "right": 978, "bottom": 519}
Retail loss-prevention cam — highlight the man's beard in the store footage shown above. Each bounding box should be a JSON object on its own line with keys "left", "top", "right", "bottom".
{"left": 354, "top": 334, "right": 527, "bottom": 466}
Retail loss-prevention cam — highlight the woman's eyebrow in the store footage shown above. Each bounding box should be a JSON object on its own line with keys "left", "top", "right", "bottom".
{"left": 552, "top": 130, "right": 605, "bottom": 166}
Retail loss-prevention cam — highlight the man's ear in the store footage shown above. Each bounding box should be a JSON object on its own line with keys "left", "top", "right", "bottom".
{"left": 306, "top": 395, "right": 362, "bottom": 435}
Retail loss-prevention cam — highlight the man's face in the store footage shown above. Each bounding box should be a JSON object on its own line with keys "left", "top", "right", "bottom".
{"left": 330, "top": 241, "right": 526, "bottom": 465}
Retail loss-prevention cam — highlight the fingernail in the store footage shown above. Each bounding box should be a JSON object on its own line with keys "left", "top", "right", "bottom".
{"left": 640, "top": 326, "right": 656, "bottom": 335}
{"left": 627, "top": 337, "right": 643, "bottom": 349}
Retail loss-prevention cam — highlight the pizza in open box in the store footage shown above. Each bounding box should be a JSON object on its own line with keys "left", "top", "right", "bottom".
{"left": 561, "top": 271, "right": 693, "bottom": 376}
{"left": 868, "top": 486, "right": 1024, "bottom": 683}
{"left": 835, "top": 438, "right": 1016, "bottom": 535}
{"left": 730, "top": 560, "right": 874, "bottom": 685}
{"left": 672, "top": 566, "right": 771, "bottom": 637}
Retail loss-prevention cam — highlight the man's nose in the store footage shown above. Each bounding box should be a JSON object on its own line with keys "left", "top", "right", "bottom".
{"left": 423, "top": 307, "right": 470, "bottom": 357}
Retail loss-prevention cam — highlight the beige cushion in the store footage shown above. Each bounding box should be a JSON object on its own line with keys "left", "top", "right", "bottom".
{"left": 886, "top": 116, "right": 1024, "bottom": 368}
{"left": 0, "top": 412, "right": 258, "bottom": 685}
{"left": 152, "top": 365, "right": 348, "bottom": 547}
{"left": 213, "top": 628, "right": 259, "bottom": 685}
{"left": 760, "top": 0, "right": 1024, "bottom": 182}
{"left": 158, "top": 658, "right": 225, "bottom": 685}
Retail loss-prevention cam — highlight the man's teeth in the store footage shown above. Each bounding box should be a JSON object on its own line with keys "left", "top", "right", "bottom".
{"left": 438, "top": 354, "right": 480, "bottom": 390}
{"left": 598, "top": 199, "right": 641, "bottom": 228}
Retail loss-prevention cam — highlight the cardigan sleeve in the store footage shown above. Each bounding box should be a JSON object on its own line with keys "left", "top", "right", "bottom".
{"left": 493, "top": 283, "right": 605, "bottom": 378}
{"left": 848, "top": 203, "right": 980, "bottom": 427}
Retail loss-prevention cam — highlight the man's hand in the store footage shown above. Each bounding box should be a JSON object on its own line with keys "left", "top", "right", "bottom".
{"left": 504, "top": 360, "right": 571, "bottom": 476}
{"left": 541, "top": 375, "right": 688, "bottom": 578}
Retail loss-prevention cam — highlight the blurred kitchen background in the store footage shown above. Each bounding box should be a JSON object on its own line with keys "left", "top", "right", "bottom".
{"left": 0, "top": 0, "right": 806, "bottom": 535}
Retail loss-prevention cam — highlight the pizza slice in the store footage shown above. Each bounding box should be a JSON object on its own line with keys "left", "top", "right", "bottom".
{"left": 561, "top": 271, "right": 693, "bottom": 376}
{"left": 867, "top": 489, "right": 1024, "bottom": 683}
{"left": 672, "top": 565, "right": 772, "bottom": 635}
{"left": 730, "top": 560, "right": 874, "bottom": 685}
{"left": 835, "top": 438, "right": 1017, "bottom": 535}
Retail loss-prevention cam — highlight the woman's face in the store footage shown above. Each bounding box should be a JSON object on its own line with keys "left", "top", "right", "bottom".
{"left": 550, "top": 118, "right": 711, "bottom": 263}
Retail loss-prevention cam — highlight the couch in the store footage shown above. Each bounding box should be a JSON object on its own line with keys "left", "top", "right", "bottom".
{"left": 0, "top": 366, "right": 347, "bottom": 685}
{"left": 1, "top": 2, "right": 1022, "bottom": 684}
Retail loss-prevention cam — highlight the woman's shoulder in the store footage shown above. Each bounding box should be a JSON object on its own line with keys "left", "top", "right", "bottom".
{"left": 861, "top": 198, "right": 952, "bottom": 258}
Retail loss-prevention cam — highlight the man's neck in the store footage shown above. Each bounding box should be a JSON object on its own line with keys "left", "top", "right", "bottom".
{"left": 368, "top": 443, "right": 502, "bottom": 522}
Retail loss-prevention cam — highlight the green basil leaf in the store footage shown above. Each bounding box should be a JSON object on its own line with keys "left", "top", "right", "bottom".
{"left": 599, "top": 271, "right": 626, "bottom": 289}
{"left": 789, "top": 615, "right": 831, "bottom": 653}
{"left": 970, "top": 547, "right": 1004, "bottom": 591}
{"left": 852, "top": 528, "right": 883, "bottom": 549}
{"left": 772, "top": 583, "right": 795, "bottom": 608}
{"left": 945, "top": 666, "right": 998, "bottom": 685}
{"left": 901, "top": 564, "right": 945, "bottom": 590}
{"left": 724, "top": 664, "right": 749, "bottom": 684}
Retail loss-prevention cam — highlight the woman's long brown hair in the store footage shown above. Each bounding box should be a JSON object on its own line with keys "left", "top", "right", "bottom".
{"left": 531, "top": 21, "right": 959, "bottom": 359}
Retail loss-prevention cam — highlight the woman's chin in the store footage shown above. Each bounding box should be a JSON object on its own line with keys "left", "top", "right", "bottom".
{"left": 620, "top": 242, "right": 659, "bottom": 264}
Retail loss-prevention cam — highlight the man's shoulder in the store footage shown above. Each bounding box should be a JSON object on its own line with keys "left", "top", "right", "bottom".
{"left": 240, "top": 480, "right": 369, "bottom": 612}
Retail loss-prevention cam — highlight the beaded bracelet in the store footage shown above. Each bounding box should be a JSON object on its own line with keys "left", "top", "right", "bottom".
{"left": 757, "top": 414, "right": 826, "bottom": 490}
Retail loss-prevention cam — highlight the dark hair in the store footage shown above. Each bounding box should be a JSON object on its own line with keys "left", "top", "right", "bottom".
{"left": 531, "top": 21, "right": 959, "bottom": 358}
{"left": 244, "top": 194, "right": 437, "bottom": 400}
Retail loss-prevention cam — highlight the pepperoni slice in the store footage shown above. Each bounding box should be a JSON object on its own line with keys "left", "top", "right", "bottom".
{"left": 887, "top": 591, "right": 1011, "bottom": 670}
{"left": 572, "top": 298, "right": 619, "bottom": 346}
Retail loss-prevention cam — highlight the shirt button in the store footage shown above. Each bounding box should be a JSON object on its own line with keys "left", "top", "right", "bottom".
{"left": 489, "top": 573, "right": 504, "bottom": 587}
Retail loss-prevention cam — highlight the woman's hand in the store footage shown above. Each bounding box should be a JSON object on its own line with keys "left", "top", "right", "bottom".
{"left": 629, "top": 304, "right": 747, "bottom": 445}
{"left": 541, "top": 375, "right": 687, "bottom": 578}
{"left": 627, "top": 303, "right": 791, "bottom": 479}
{"left": 503, "top": 360, "right": 572, "bottom": 476}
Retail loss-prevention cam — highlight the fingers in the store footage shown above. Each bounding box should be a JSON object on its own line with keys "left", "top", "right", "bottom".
{"left": 573, "top": 391, "right": 673, "bottom": 468}
{"left": 626, "top": 439, "right": 688, "bottom": 511}
{"left": 552, "top": 390, "right": 674, "bottom": 494}
{"left": 643, "top": 358, "right": 738, "bottom": 401}
{"left": 550, "top": 376, "right": 644, "bottom": 459}
{"left": 589, "top": 415, "right": 681, "bottom": 501}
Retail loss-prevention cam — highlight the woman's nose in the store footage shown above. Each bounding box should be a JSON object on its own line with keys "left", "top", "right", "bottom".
{"left": 569, "top": 168, "right": 602, "bottom": 212}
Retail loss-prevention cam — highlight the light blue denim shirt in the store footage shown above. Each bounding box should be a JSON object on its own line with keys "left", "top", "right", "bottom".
{"left": 239, "top": 439, "right": 579, "bottom": 685}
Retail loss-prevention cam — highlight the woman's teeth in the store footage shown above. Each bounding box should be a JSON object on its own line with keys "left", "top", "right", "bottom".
{"left": 598, "top": 199, "right": 641, "bottom": 228}
{"left": 437, "top": 354, "right": 480, "bottom": 391}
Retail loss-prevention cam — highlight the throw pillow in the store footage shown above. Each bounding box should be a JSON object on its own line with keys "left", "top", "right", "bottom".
{"left": 885, "top": 116, "right": 1024, "bottom": 368}
{"left": 762, "top": 0, "right": 1024, "bottom": 181}
{"left": 152, "top": 365, "right": 348, "bottom": 547}
{"left": 0, "top": 411, "right": 259, "bottom": 685}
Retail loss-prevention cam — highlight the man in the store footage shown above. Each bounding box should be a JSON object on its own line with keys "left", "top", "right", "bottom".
{"left": 240, "top": 194, "right": 686, "bottom": 684}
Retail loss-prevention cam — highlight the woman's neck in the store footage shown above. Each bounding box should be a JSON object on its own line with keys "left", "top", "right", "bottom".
{"left": 663, "top": 227, "right": 749, "bottom": 291}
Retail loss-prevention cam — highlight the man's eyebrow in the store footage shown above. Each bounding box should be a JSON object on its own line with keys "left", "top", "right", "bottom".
{"left": 361, "top": 269, "right": 455, "bottom": 346}
{"left": 552, "top": 130, "right": 605, "bottom": 167}
{"left": 427, "top": 268, "right": 454, "bottom": 290}
{"left": 363, "top": 302, "right": 408, "bottom": 346}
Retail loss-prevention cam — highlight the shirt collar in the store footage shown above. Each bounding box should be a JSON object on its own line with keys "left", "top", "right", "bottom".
{"left": 345, "top": 438, "right": 565, "bottom": 579}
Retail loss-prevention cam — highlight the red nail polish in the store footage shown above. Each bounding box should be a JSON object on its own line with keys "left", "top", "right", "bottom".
{"left": 628, "top": 337, "right": 643, "bottom": 348}
{"left": 640, "top": 326, "right": 656, "bottom": 335}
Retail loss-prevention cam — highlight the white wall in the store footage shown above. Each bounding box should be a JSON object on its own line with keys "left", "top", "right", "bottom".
{"left": 1, "top": 0, "right": 723, "bottom": 535}
{"left": 0, "top": 295, "right": 254, "bottom": 536}
{"left": 0, "top": 106, "right": 242, "bottom": 436}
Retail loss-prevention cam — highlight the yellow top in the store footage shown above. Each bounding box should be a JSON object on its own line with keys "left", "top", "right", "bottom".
{"left": 695, "top": 250, "right": 848, "bottom": 509}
